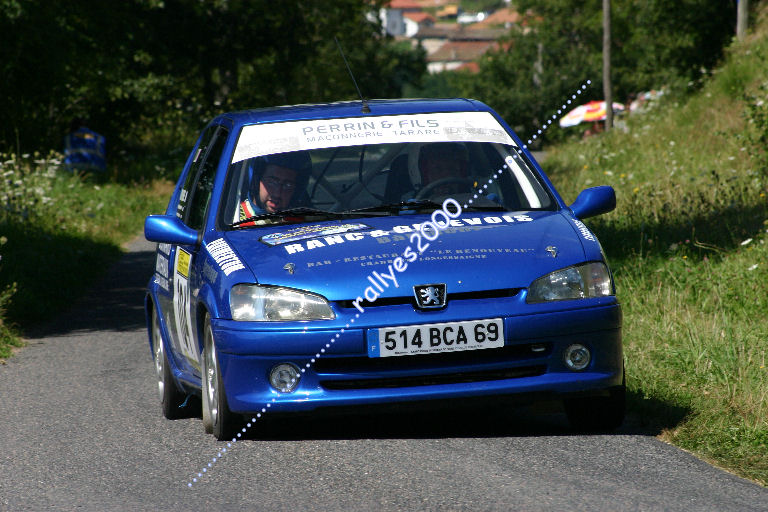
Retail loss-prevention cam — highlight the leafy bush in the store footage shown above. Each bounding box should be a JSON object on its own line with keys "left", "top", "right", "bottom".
{"left": 0, "top": 151, "right": 62, "bottom": 356}
{"left": 0, "top": 151, "right": 60, "bottom": 219}
{"left": 0, "top": 236, "right": 20, "bottom": 360}
{"left": 0, "top": 150, "right": 169, "bottom": 335}
{"left": 742, "top": 80, "right": 768, "bottom": 176}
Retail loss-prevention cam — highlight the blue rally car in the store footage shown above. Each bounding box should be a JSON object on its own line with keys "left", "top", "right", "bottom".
{"left": 145, "top": 99, "right": 624, "bottom": 439}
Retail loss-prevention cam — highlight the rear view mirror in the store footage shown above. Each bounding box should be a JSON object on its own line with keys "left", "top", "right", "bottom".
{"left": 569, "top": 186, "right": 616, "bottom": 219}
{"left": 144, "top": 215, "right": 199, "bottom": 246}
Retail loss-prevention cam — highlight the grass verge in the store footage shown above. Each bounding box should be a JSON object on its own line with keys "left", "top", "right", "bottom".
{"left": 542, "top": 6, "right": 768, "bottom": 485}
{"left": 0, "top": 151, "right": 172, "bottom": 361}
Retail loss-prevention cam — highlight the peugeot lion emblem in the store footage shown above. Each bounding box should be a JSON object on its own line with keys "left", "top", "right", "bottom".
{"left": 413, "top": 283, "right": 447, "bottom": 309}
{"left": 546, "top": 245, "right": 558, "bottom": 258}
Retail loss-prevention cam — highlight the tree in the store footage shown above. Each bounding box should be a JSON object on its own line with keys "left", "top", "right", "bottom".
{"left": 455, "top": 0, "right": 736, "bottom": 142}
{"left": 737, "top": 0, "right": 749, "bottom": 40}
{"left": 603, "top": 0, "right": 612, "bottom": 131}
{"left": 0, "top": 0, "right": 426, "bottom": 154}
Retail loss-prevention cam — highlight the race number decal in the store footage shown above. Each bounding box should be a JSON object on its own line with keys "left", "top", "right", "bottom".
{"left": 173, "top": 248, "right": 197, "bottom": 362}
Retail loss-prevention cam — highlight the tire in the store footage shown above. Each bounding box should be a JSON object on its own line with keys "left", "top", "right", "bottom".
{"left": 201, "top": 314, "right": 241, "bottom": 440}
{"left": 565, "top": 370, "right": 626, "bottom": 432}
{"left": 152, "top": 307, "right": 187, "bottom": 420}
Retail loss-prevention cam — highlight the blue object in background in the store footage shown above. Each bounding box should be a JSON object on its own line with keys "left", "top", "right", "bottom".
{"left": 64, "top": 125, "right": 106, "bottom": 173}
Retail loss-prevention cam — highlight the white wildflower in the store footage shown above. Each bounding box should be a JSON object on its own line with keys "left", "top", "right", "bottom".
{"left": 747, "top": 264, "right": 758, "bottom": 271}
{"left": 740, "top": 238, "right": 752, "bottom": 246}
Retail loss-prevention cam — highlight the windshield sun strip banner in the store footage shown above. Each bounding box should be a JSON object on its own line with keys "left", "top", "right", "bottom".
{"left": 232, "top": 112, "right": 516, "bottom": 163}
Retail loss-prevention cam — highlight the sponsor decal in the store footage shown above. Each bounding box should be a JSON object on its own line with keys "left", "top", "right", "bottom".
{"left": 281, "top": 214, "right": 532, "bottom": 254}
{"left": 572, "top": 219, "right": 596, "bottom": 242}
{"left": 154, "top": 275, "right": 169, "bottom": 292}
{"left": 206, "top": 238, "right": 245, "bottom": 276}
{"left": 176, "top": 189, "right": 188, "bottom": 218}
{"left": 260, "top": 222, "right": 371, "bottom": 247}
{"left": 157, "top": 243, "right": 171, "bottom": 255}
{"left": 338, "top": 249, "right": 531, "bottom": 268}
{"left": 202, "top": 260, "right": 218, "bottom": 284}
{"left": 173, "top": 248, "right": 196, "bottom": 362}
{"left": 176, "top": 248, "right": 191, "bottom": 278}
{"left": 232, "top": 112, "right": 515, "bottom": 164}
{"left": 155, "top": 254, "right": 169, "bottom": 278}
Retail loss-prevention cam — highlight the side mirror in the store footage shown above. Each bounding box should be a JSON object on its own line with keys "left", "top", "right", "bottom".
{"left": 569, "top": 186, "right": 616, "bottom": 219}
{"left": 144, "top": 215, "right": 199, "bottom": 245}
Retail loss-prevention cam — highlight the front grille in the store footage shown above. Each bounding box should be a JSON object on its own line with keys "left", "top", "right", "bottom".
{"left": 335, "top": 288, "right": 521, "bottom": 309}
{"left": 314, "top": 342, "right": 551, "bottom": 374}
{"left": 321, "top": 365, "right": 546, "bottom": 390}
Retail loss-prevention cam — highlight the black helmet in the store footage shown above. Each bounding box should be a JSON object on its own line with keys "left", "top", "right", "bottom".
{"left": 262, "top": 151, "right": 312, "bottom": 173}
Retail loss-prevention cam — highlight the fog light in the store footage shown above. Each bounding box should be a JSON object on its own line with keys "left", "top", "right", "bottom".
{"left": 564, "top": 344, "right": 591, "bottom": 371}
{"left": 269, "top": 363, "right": 300, "bottom": 392}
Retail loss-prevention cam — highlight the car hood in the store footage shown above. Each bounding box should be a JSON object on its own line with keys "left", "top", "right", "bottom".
{"left": 223, "top": 211, "right": 595, "bottom": 301}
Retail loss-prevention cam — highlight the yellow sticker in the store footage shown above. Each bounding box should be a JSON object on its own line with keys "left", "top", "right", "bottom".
{"left": 176, "top": 249, "right": 191, "bottom": 279}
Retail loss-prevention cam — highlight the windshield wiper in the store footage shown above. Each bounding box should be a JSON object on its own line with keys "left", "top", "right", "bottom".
{"left": 461, "top": 204, "right": 508, "bottom": 212}
{"left": 229, "top": 206, "right": 393, "bottom": 228}
{"left": 229, "top": 207, "right": 345, "bottom": 228}
{"left": 344, "top": 199, "right": 445, "bottom": 215}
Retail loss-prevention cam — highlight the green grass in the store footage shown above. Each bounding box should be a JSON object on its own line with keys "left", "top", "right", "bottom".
{"left": 0, "top": 151, "right": 172, "bottom": 360}
{"left": 541, "top": 6, "right": 768, "bottom": 485}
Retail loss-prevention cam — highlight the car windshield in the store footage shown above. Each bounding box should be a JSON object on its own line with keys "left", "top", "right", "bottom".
{"left": 219, "top": 112, "right": 554, "bottom": 228}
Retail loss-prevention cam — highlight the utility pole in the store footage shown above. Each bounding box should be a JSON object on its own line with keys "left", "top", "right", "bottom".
{"left": 737, "top": 0, "right": 748, "bottom": 40}
{"left": 603, "top": 0, "right": 612, "bottom": 131}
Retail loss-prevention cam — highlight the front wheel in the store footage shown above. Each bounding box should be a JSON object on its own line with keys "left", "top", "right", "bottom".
{"left": 201, "top": 314, "right": 241, "bottom": 440}
{"left": 153, "top": 307, "right": 187, "bottom": 419}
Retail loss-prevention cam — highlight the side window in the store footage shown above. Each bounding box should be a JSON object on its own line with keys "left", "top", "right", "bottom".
{"left": 177, "top": 125, "right": 218, "bottom": 220}
{"left": 185, "top": 127, "right": 228, "bottom": 231}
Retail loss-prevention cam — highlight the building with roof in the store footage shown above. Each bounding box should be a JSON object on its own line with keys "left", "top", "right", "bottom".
{"left": 470, "top": 7, "right": 523, "bottom": 29}
{"left": 380, "top": 0, "right": 425, "bottom": 37}
{"left": 426, "top": 39, "right": 498, "bottom": 73}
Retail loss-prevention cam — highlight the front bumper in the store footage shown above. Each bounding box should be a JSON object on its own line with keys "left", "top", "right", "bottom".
{"left": 210, "top": 297, "right": 623, "bottom": 415}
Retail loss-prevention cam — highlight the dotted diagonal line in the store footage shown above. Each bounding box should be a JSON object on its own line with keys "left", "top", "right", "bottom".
{"left": 525, "top": 80, "right": 592, "bottom": 147}
{"left": 186, "top": 79, "right": 592, "bottom": 488}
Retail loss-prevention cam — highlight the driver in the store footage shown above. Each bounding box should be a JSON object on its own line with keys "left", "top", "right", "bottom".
{"left": 417, "top": 142, "right": 469, "bottom": 196}
{"left": 238, "top": 151, "right": 312, "bottom": 226}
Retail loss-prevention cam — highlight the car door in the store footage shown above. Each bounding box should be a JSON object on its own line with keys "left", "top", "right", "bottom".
{"left": 168, "top": 124, "right": 228, "bottom": 376}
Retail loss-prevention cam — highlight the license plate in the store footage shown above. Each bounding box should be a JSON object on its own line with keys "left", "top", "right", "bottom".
{"left": 367, "top": 318, "right": 504, "bottom": 358}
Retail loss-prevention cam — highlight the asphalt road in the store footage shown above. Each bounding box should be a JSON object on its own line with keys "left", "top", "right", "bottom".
{"left": 1, "top": 237, "right": 766, "bottom": 511}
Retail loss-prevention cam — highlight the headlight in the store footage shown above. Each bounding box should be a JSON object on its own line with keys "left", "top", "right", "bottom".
{"left": 527, "top": 262, "right": 613, "bottom": 303}
{"left": 230, "top": 284, "right": 335, "bottom": 321}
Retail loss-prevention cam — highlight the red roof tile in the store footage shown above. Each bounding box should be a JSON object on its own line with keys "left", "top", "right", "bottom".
{"left": 386, "top": 0, "right": 422, "bottom": 9}
{"left": 471, "top": 7, "right": 522, "bottom": 28}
